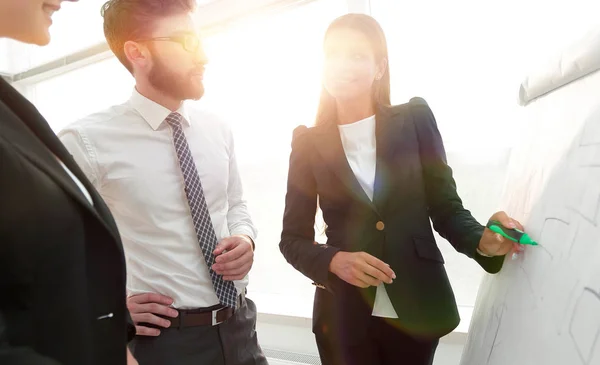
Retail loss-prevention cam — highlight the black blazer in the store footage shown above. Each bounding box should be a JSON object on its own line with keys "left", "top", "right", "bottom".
{"left": 0, "top": 78, "right": 134, "bottom": 364}
{"left": 280, "top": 98, "right": 504, "bottom": 343}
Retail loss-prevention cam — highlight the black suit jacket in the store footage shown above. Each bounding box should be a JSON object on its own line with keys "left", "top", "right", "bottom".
{"left": 0, "top": 78, "right": 134, "bottom": 364}
{"left": 280, "top": 98, "right": 504, "bottom": 343}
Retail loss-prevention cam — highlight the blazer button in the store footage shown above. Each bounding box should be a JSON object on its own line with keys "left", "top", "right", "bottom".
{"left": 376, "top": 221, "right": 385, "bottom": 231}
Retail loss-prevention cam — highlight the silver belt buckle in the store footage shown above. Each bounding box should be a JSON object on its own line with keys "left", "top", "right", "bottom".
{"left": 212, "top": 307, "right": 224, "bottom": 326}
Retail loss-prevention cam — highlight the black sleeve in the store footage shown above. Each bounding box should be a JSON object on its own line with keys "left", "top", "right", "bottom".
{"left": 279, "top": 126, "right": 340, "bottom": 285}
{"left": 410, "top": 97, "right": 504, "bottom": 273}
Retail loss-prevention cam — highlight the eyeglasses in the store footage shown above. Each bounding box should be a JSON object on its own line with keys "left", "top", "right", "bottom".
{"left": 136, "top": 34, "right": 201, "bottom": 53}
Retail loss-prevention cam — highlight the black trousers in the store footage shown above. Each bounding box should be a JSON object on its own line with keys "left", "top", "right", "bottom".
{"left": 130, "top": 297, "right": 268, "bottom": 365}
{"left": 315, "top": 315, "right": 439, "bottom": 365}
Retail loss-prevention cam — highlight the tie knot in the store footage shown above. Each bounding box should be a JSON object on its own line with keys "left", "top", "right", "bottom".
{"left": 165, "top": 112, "right": 183, "bottom": 128}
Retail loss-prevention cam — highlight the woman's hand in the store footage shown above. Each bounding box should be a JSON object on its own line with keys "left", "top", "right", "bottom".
{"left": 329, "top": 251, "right": 396, "bottom": 288}
{"left": 478, "top": 211, "right": 524, "bottom": 256}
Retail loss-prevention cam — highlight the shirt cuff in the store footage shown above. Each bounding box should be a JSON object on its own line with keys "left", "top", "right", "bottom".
{"left": 231, "top": 227, "right": 256, "bottom": 250}
{"left": 476, "top": 247, "right": 494, "bottom": 257}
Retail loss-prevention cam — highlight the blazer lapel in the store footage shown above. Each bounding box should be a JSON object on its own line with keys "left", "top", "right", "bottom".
{"left": 0, "top": 79, "right": 122, "bottom": 245}
{"left": 313, "top": 122, "right": 380, "bottom": 215}
{"left": 373, "top": 104, "right": 407, "bottom": 213}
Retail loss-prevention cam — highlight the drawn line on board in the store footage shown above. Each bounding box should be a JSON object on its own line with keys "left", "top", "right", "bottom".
{"left": 542, "top": 216, "right": 570, "bottom": 249}
{"left": 543, "top": 217, "right": 570, "bottom": 225}
{"left": 535, "top": 217, "right": 571, "bottom": 260}
{"left": 519, "top": 266, "right": 536, "bottom": 300}
{"left": 579, "top": 140, "right": 600, "bottom": 147}
{"left": 486, "top": 305, "right": 506, "bottom": 365}
{"left": 537, "top": 243, "right": 555, "bottom": 260}
{"left": 568, "top": 223, "right": 581, "bottom": 258}
{"left": 567, "top": 201, "right": 600, "bottom": 227}
{"left": 558, "top": 280, "right": 581, "bottom": 336}
{"left": 569, "top": 287, "right": 600, "bottom": 365}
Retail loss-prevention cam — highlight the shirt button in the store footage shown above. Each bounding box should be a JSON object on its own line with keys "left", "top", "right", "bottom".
{"left": 376, "top": 221, "right": 385, "bottom": 231}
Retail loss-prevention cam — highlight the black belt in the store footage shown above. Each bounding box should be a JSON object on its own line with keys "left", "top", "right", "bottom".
{"left": 168, "top": 305, "right": 234, "bottom": 328}
{"left": 162, "top": 293, "right": 244, "bottom": 328}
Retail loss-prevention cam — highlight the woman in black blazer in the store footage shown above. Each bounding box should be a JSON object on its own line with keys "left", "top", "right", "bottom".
{"left": 0, "top": 1, "right": 135, "bottom": 364}
{"left": 280, "top": 13, "right": 524, "bottom": 365}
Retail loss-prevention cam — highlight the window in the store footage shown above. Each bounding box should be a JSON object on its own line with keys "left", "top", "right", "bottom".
{"left": 200, "top": 0, "right": 348, "bottom": 316}
{"left": 29, "top": 0, "right": 106, "bottom": 71}
{"left": 30, "top": 58, "right": 133, "bottom": 132}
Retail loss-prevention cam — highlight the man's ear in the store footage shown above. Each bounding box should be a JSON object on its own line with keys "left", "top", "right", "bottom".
{"left": 124, "top": 41, "right": 151, "bottom": 72}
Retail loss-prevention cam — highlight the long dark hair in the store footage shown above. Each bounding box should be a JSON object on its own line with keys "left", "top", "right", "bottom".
{"left": 315, "top": 13, "right": 391, "bottom": 127}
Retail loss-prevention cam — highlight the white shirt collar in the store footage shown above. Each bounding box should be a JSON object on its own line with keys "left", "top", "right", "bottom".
{"left": 129, "top": 88, "right": 191, "bottom": 131}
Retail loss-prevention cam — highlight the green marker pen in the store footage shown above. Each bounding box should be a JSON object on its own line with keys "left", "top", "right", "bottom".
{"left": 486, "top": 220, "right": 538, "bottom": 246}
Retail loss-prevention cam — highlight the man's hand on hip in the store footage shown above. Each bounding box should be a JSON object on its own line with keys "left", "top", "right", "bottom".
{"left": 127, "top": 293, "right": 178, "bottom": 336}
{"left": 213, "top": 234, "right": 254, "bottom": 281}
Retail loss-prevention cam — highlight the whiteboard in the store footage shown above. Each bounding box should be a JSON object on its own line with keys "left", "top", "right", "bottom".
{"left": 460, "top": 26, "right": 600, "bottom": 365}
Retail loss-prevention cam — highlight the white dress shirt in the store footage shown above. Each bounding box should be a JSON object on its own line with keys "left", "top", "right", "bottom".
{"left": 57, "top": 158, "right": 93, "bottom": 205}
{"left": 59, "top": 89, "right": 257, "bottom": 309}
{"left": 338, "top": 115, "right": 399, "bottom": 319}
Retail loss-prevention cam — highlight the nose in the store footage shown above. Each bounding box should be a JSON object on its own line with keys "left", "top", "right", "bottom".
{"left": 194, "top": 48, "right": 209, "bottom": 66}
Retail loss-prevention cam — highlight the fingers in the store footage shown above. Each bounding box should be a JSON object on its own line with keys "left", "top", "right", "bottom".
{"left": 213, "top": 250, "right": 253, "bottom": 274}
{"left": 357, "top": 270, "right": 382, "bottom": 287}
{"left": 218, "top": 259, "right": 252, "bottom": 276}
{"left": 215, "top": 241, "right": 250, "bottom": 264}
{"left": 360, "top": 261, "right": 393, "bottom": 284}
{"left": 222, "top": 261, "right": 253, "bottom": 281}
{"left": 128, "top": 293, "right": 174, "bottom": 306}
{"left": 361, "top": 253, "right": 396, "bottom": 281}
{"left": 135, "top": 325, "right": 161, "bottom": 337}
{"left": 214, "top": 237, "right": 237, "bottom": 256}
{"left": 127, "top": 293, "right": 178, "bottom": 337}
{"left": 331, "top": 251, "right": 395, "bottom": 289}
{"left": 214, "top": 235, "right": 252, "bottom": 256}
{"left": 513, "top": 219, "right": 525, "bottom": 231}
{"left": 132, "top": 312, "right": 171, "bottom": 328}
{"left": 350, "top": 276, "right": 372, "bottom": 288}
{"left": 493, "top": 211, "right": 516, "bottom": 229}
{"left": 511, "top": 241, "right": 524, "bottom": 254}
{"left": 496, "top": 240, "right": 514, "bottom": 255}
{"left": 484, "top": 233, "right": 513, "bottom": 256}
{"left": 492, "top": 211, "right": 527, "bottom": 232}
{"left": 133, "top": 303, "right": 178, "bottom": 318}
